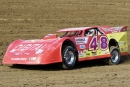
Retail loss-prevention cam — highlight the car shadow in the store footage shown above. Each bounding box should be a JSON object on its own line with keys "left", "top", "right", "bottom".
{"left": 120, "top": 55, "right": 130, "bottom": 64}
{"left": 9, "top": 60, "right": 107, "bottom": 71}
{"left": 10, "top": 64, "right": 61, "bottom": 71}
{"left": 9, "top": 55, "right": 130, "bottom": 71}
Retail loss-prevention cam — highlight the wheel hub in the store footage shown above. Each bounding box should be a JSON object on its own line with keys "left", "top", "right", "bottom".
{"left": 64, "top": 51, "right": 75, "bottom": 65}
{"left": 111, "top": 50, "right": 119, "bottom": 63}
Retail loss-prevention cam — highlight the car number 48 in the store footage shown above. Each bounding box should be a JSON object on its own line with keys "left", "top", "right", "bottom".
{"left": 89, "top": 36, "right": 108, "bottom": 52}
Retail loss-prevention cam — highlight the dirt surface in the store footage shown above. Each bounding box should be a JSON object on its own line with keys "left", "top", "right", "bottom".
{"left": 1, "top": 0, "right": 130, "bottom": 87}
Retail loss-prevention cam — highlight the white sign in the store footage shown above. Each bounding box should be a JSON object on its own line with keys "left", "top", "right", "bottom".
{"left": 75, "top": 37, "right": 88, "bottom": 44}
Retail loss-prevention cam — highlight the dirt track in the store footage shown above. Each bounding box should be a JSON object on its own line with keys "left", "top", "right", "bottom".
{"left": 1, "top": 0, "right": 130, "bottom": 87}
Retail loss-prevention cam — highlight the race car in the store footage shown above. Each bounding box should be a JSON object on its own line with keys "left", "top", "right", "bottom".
{"left": 2, "top": 26, "right": 128, "bottom": 69}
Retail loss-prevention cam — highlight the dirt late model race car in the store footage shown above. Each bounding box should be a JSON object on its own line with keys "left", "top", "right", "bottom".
{"left": 2, "top": 26, "right": 128, "bottom": 69}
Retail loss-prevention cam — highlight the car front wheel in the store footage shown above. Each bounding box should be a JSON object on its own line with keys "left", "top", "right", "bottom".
{"left": 61, "top": 46, "right": 76, "bottom": 69}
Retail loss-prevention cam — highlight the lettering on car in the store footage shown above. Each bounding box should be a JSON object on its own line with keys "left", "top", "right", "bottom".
{"left": 75, "top": 37, "right": 88, "bottom": 44}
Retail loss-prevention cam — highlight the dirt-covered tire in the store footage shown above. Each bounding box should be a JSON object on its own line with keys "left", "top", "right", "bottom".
{"left": 109, "top": 46, "right": 121, "bottom": 65}
{"left": 60, "top": 46, "right": 77, "bottom": 69}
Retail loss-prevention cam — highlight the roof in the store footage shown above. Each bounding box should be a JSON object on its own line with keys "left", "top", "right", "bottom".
{"left": 57, "top": 27, "right": 94, "bottom": 32}
{"left": 56, "top": 26, "right": 128, "bottom": 33}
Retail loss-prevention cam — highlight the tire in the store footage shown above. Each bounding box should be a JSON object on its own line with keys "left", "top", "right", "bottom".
{"left": 61, "top": 46, "right": 77, "bottom": 69}
{"left": 109, "top": 46, "right": 121, "bottom": 65}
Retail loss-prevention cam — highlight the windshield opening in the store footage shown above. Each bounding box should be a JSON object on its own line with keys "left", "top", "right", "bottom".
{"left": 57, "top": 31, "right": 82, "bottom": 37}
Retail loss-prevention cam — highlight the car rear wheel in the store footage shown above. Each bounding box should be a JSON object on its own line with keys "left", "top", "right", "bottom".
{"left": 109, "top": 46, "right": 121, "bottom": 65}
{"left": 61, "top": 46, "right": 76, "bottom": 69}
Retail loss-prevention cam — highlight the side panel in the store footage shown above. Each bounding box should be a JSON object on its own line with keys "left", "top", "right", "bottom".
{"left": 2, "top": 38, "right": 64, "bottom": 65}
{"left": 74, "top": 32, "right": 128, "bottom": 61}
{"left": 106, "top": 32, "right": 128, "bottom": 53}
{"left": 73, "top": 35, "right": 110, "bottom": 61}
{"left": 40, "top": 38, "right": 68, "bottom": 64}
{"left": 41, "top": 41, "right": 63, "bottom": 64}
{"left": 79, "top": 35, "right": 110, "bottom": 60}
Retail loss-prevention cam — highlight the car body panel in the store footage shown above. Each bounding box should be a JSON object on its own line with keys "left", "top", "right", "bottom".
{"left": 3, "top": 38, "right": 65, "bottom": 64}
{"left": 107, "top": 32, "right": 128, "bottom": 52}
{"left": 76, "top": 32, "right": 128, "bottom": 61}
{"left": 2, "top": 26, "right": 128, "bottom": 65}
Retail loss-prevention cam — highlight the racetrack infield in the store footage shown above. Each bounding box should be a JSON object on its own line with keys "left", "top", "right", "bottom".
{"left": 1, "top": 0, "right": 130, "bottom": 87}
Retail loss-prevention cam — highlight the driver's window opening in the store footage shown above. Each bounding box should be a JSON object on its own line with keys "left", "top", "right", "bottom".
{"left": 85, "top": 29, "right": 98, "bottom": 36}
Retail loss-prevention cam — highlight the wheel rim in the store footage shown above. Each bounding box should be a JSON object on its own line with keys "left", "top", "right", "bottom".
{"left": 111, "top": 50, "right": 119, "bottom": 63}
{"left": 64, "top": 50, "right": 75, "bottom": 65}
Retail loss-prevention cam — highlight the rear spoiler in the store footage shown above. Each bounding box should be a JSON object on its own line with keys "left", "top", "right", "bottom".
{"left": 112, "top": 26, "right": 128, "bottom": 32}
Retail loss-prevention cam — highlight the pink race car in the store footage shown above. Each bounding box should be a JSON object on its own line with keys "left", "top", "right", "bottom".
{"left": 2, "top": 26, "right": 128, "bottom": 69}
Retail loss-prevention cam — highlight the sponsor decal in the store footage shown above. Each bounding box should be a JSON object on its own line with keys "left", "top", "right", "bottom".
{"left": 29, "top": 57, "right": 37, "bottom": 61}
{"left": 83, "top": 50, "right": 87, "bottom": 53}
{"left": 121, "top": 47, "right": 127, "bottom": 51}
{"left": 79, "top": 45, "right": 86, "bottom": 49}
{"left": 10, "top": 44, "right": 46, "bottom": 53}
{"left": 92, "top": 52, "right": 97, "bottom": 56}
{"left": 78, "top": 51, "right": 84, "bottom": 57}
{"left": 79, "top": 54, "right": 84, "bottom": 57}
{"left": 120, "top": 41, "right": 126, "bottom": 45}
{"left": 36, "top": 49, "right": 44, "bottom": 54}
{"left": 124, "top": 48, "right": 127, "bottom": 50}
{"left": 10, "top": 49, "right": 15, "bottom": 53}
{"left": 99, "top": 52, "right": 102, "bottom": 55}
{"left": 14, "top": 53, "right": 21, "bottom": 56}
{"left": 104, "top": 50, "right": 109, "bottom": 54}
{"left": 11, "top": 58, "right": 27, "bottom": 60}
{"left": 119, "top": 41, "right": 127, "bottom": 51}
{"left": 75, "top": 37, "right": 88, "bottom": 44}
{"left": 86, "top": 53, "right": 90, "bottom": 56}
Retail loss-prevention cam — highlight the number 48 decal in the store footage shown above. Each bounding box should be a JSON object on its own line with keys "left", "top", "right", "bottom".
{"left": 89, "top": 36, "right": 108, "bottom": 52}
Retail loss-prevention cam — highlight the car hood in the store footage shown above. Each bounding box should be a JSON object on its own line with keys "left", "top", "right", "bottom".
{"left": 5, "top": 38, "right": 58, "bottom": 56}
